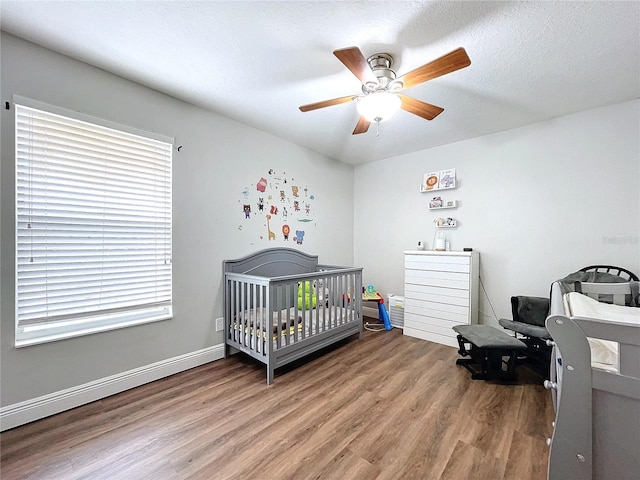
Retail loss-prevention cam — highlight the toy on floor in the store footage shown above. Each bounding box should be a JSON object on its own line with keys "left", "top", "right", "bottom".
{"left": 362, "top": 285, "right": 392, "bottom": 331}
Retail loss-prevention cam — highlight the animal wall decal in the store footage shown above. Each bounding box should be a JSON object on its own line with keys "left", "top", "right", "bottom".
{"left": 237, "top": 169, "right": 316, "bottom": 246}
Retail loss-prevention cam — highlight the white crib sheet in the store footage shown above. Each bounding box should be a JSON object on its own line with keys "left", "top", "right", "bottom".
{"left": 232, "top": 306, "right": 356, "bottom": 353}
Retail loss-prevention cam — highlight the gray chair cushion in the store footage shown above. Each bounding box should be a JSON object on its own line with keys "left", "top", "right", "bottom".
{"left": 498, "top": 318, "right": 552, "bottom": 340}
{"left": 453, "top": 325, "right": 527, "bottom": 349}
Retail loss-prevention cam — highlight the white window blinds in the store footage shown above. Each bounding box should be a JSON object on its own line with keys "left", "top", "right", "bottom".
{"left": 15, "top": 100, "right": 173, "bottom": 346}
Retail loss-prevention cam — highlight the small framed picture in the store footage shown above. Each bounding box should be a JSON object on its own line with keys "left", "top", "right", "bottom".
{"left": 423, "top": 172, "right": 439, "bottom": 191}
{"left": 439, "top": 168, "right": 456, "bottom": 189}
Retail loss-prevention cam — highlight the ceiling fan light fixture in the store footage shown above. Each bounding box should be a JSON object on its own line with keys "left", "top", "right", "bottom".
{"left": 356, "top": 92, "right": 401, "bottom": 122}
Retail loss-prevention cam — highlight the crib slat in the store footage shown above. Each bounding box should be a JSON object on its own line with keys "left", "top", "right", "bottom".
{"left": 344, "top": 274, "right": 350, "bottom": 324}
{"left": 227, "top": 279, "right": 232, "bottom": 342}
{"left": 259, "top": 281, "right": 264, "bottom": 354}
{"left": 234, "top": 280, "right": 240, "bottom": 345}
{"left": 287, "top": 284, "right": 294, "bottom": 346}
{"left": 287, "top": 281, "right": 293, "bottom": 342}
{"left": 322, "top": 275, "right": 328, "bottom": 333}
{"left": 350, "top": 272, "right": 357, "bottom": 322}
{"left": 237, "top": 280, "right": 242, "bottom": 344}
{"left": 260, "top": 284, "right": 267, "bottom": 354}
{"left": 301, "top": 280, "right": 307, "bottom": 341}
{"left": 276, "top": 284, "right": 283, "bottom": 348}
{"left": 288, "top": 283, "right": 295, "bottom": 345}
{"left": 266, "top": 281, "right": 274, "bottom": 357}
{"left": 314, "top": 277, "right": 319, "bottom": 335}
{"left": 237, "top": 280, "right": 244, "bottom": 347}
{"left": 244, "top": 281, "right": 250, "bottom": 349}
{"left": 266, "top": 287, "right": 283, "bottom": 350}
{"left": 251, "top": 282, "right": 258, "bottom": 356}
{"left": 330, "top": 274, "right": 335, "bottom": 329}
{"left": 291, "top": 283, "right": 297, "bottom": 344}
{"left": 228, "top": 279, "right": 233, "bottom": 342}
{"left": 337, "top": 275, "right": 349, "bottom": 325}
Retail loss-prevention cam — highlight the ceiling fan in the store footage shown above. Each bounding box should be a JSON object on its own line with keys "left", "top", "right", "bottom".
{"left": 299, "top": 46, "right": 471, "bottom": 135}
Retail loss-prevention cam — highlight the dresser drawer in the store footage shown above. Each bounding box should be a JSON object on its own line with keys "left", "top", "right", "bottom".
{"left": 405, "top": 254, "right": 471, "bottom": 266}
{"left": 404, "top": 284, "right": 470, "bottom": 303}
{"left": 405, "top": 297, "right": 470, "bottom": 320}
{"left": 404, "top": 255, "right": 470, "bottom": 273}
{"left": 404, "top": 312, "right": 465, "bottom": 336}
{"left": 405, "top": 269, "right": 470, "bottom": 290}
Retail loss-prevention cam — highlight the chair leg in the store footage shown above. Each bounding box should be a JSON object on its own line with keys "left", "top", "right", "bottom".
{"left": 514, "top": 336, "right": 552, "bottom": 376}
{"left": 456, "top": 346, "right": 520, "bottom": 381}
{"left": 456, "top": 334, "right": 470, "bottom": 357}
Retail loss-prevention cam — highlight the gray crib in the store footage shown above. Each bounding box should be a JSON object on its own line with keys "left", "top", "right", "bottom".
{"left": 223, "top": 248, "right": 363, "bottom": 384}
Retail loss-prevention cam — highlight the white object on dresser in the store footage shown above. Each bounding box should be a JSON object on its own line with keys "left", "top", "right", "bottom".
{"left": 403, "top": 250, "right": 480, "bottom": 347}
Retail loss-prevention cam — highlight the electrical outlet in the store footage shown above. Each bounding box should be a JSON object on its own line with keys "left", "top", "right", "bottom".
{"left": 215, "top": 317, "right": 224, "bottom": 332}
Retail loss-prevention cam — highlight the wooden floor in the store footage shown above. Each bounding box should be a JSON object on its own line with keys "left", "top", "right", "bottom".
{"left": 0, "top": 328, "right": 555, "bottom": 480}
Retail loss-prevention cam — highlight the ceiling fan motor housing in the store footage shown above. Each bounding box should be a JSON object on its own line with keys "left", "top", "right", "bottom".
{"left": 363, "top": 53, "right": 402, "bottom": 93}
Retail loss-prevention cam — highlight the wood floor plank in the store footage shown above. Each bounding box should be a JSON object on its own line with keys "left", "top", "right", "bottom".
{"left": 515, "top": 381, "right": 556, "bottom": 440}
{"left": 171, "top": 366, "right": 374, "bottom": 478}
{"left": 440, "top": 439, "right": 507, "bottom": 480}
{"left": 219, "top": 372, "right": 380, "bottom": 479}
{"left": 307, "top": 446, "right": 380, "bottom": 480}
{"left": 381, "top": 391, "right": 468, "bottom": 480}
{"left": 456, "top": 382, "right": 525, "bottom": 459}
{"left": 503, "top": 430, "right": 551, "bottom": 480}
{"left": 0, "top": 329, "right": 553, "bottom": 480}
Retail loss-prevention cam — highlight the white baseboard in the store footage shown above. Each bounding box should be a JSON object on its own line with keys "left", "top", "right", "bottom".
{"left": 0, "top": 344, "right": 225, "bottom": 432}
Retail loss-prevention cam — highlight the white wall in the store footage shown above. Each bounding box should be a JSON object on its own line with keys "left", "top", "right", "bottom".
{"left": 0, "top": 33, "right": 354, "bottom": 408}
{"left": 354, "top": 100, "right": 640, "bottom": 326}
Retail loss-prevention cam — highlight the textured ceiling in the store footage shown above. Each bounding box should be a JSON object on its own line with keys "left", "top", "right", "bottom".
{"left": 1, "top": 1, "right": 639, "bottom": 165}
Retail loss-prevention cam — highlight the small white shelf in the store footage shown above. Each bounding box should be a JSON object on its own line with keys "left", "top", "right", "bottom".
{"left": 420, "top": 185, "right": 456, "bottom": 193}
{"left": 433, "top": 216, "right": 457, "bottom": 228}
{"left": 429, "top": 200, "right": 458, "bottom": 210}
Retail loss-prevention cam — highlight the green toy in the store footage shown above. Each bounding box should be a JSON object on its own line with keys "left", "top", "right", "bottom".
{"left": 297, "top": 281, "right": 317, "bottom": 309}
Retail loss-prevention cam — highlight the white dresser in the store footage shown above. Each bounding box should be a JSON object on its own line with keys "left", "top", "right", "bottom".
{"left": 404, "top": 251, "right": 480, "bottom": 347}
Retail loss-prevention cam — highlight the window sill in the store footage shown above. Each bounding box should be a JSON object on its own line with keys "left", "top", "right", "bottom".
{"left": 15, "top": 310, "right": 173, "bottom": 348}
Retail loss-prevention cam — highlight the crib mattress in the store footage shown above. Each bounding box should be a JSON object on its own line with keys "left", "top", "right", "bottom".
{"left": 235, "top": 308, "right": 303, "bottom": 334}
{"left": 231, "top": 306, "right": 355, "bottom": 352}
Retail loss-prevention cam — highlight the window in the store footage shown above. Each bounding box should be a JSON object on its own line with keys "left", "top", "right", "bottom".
{"left": 15, "top": 97, "right": 173, "bottom": 347}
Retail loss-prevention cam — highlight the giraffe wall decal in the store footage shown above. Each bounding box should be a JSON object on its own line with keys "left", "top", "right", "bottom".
{"left": 265, "top": 214, "right": 276, "bottom": 241}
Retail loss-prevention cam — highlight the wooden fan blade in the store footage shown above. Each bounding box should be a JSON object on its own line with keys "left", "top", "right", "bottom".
{"left": 352, "top": 116, "right": 371, "bottom": 135}
{"left": 333, "top": 47, "right": 377, "bottom": 84}
{"left": 397, "top": 47, "right": 471, "bottom": 89}
{"left": 299, "top": 95, "right": 355, "bottom": 112}
{"left": 398, "top": 94, "right": 444, "bottom": 121}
